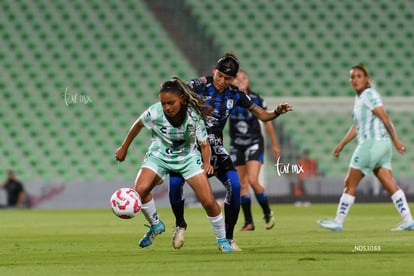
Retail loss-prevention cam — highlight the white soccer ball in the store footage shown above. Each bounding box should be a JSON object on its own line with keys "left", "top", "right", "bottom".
{"left": 110, "top": 188, "right": 142, "bottom": 219}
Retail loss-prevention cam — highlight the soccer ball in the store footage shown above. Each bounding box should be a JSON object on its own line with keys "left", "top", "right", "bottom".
{"left": 110, "top": 188, "right": 142, "bottom": 219}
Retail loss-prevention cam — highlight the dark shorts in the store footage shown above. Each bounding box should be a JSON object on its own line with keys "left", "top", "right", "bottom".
{"left": 209, "top": 144, "right": 236, "bottom": 177}
{"left": 229, "top": 141, "right": 264, "bottom": 166}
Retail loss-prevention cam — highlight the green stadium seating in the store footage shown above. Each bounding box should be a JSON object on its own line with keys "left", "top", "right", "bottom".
{"left": 184, "top": 0, "right": 413, "bottom": 97}
{"left": 183, "top": 0, "right": 414, "bottom": 177}
{"left": 1, "top": 0, "right": 413, "bottom": 182}
{"left": 0, "top": 0, "right": 197, "bottom": 181}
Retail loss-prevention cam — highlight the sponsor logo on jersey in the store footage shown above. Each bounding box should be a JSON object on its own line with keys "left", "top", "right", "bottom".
{"left": 226, "top": 99, "right": 234, "bottom": 109}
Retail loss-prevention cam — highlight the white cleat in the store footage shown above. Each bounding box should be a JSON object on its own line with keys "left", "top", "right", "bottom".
{"left": 317, "top": 219, "right": 343, "bottom": 231}
{"left": 172, "top": 226, "right": 186, "bottom": 249}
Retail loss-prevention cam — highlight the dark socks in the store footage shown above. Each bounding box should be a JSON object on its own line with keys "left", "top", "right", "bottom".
{"left": 255, "top": 192, "right": 272, "bottom": 216}
{"left": 171, "top": 200, "right": 187, "bottom": 229}
{"left": 218, "top": 171, "right": 241, "bottom": 240}
{"left": 241, "top": 195, "right": 253, "bottom": 225}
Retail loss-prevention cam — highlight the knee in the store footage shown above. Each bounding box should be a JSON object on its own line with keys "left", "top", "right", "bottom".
{"left": 229, "top": 172, "right": 241, "bottom": 190}
{"left": 248, "top": 177, "right": 261, "bottom": 188}
{"left": 246, "top": 176, "right": 255, "bottom": 186}
{"left": 201, "top": 197, "right": 219, "bottom": 212}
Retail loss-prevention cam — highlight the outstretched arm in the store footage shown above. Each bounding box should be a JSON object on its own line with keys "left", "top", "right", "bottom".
{"left": 250, "top": 102, "right": 293, "bottom": 122}
{"left": 115, "top": 118, "right": 144, "bottom": 162}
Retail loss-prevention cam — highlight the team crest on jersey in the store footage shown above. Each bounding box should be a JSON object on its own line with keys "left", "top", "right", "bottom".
{"left": 143, "top": 110, "right": 151, "bottom": 120}
{"left": 205, "top": 116, "right": 218, "bottom": 127}
{"left": 226, "top": 99, "right": 234, "bottom": 109}
{"left": 236, "top": 121, "right": 248, "bottom": 134}
{"left": 187, "top": 124, "right": 194, "bottom": 133}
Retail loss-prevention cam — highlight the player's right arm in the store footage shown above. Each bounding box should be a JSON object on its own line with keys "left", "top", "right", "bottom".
{"left": 248, "top": 102, "right": 293, "bottom": 122}
{"left": 115, "top": 118, "right": 145, "bottom": 162}
{"left": 333, "top": 124, "right": 356, "bottom": 158}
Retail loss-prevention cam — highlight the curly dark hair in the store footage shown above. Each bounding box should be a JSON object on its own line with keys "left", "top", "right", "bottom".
{"left": 159, "top": 77, "right": 213, "bottom": 121}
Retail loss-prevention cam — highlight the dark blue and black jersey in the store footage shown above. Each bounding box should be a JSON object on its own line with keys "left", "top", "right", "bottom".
{"left": 188, "top": 76, "right": 253, "bottom": 146}
{"left": 229, "top": 90, "right": 266, "bottom": 146}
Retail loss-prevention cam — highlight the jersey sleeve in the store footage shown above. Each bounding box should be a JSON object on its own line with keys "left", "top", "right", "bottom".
{"left": 261, "top": 99, "right": 268, "bottom": 110}
{"left": 237, "top": 91, "right": 254, "bottom": 109}
{"left": 362, "top": 88, "right": 383, "bottom": 110}
{"left": 187, "top": 77, "right": 207, "bottom": 93}
{"left": 257, "top": 93, "right": 267, "bottom": 109}
{"left": 138, "top": 105, "right": 156, "bottom": 129}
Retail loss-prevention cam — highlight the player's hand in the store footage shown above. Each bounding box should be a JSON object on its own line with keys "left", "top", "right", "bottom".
{"left": 272, "top": 145, "right": 281, "bottom": 158}
{"left": 115, "top": 146, "right": 127, "bottom": 162}
{"left": 393, "top": 139, "right": 406, "bottom": 155}
{"left": 275, "top": 102, "right": 293, "bottom": 115}
{"left": 333, "top": 143, "right": 344, "bottom": 158}
{"left": 202, "top": 162, "right": 214, "bottom": 175}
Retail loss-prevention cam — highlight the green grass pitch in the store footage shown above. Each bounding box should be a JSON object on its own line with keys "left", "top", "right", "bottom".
{"left": 1, "top": 203, "right": 414, "bottom": 275}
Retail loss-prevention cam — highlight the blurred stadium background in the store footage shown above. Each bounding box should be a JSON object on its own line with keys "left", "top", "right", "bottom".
{"left": 1, "top": 0, "right": 413, "bottom": 208}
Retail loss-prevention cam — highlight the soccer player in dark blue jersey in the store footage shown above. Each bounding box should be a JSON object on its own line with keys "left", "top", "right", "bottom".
{"left": 230, "top": 70, "right": 280, "bottom": 231}
{"left": 169, "top": 53, "right": 292, "bottom": 250}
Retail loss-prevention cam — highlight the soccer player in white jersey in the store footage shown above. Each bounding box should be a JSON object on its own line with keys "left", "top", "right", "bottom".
{"left": 318, "top": 63, "right": 414, "bottom": 231}
{"left": 115, "top": 77, "right": 234, "bottom": 252}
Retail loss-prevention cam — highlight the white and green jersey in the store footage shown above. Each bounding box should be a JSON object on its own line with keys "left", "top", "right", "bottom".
{"left": 139, "top": 102, "right": 208, "bottom": 162}
{"left": 352, "top": 87, "right": 388, "bottom": 143}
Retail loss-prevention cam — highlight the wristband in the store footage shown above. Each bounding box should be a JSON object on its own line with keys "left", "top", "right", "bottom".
{"left": 274, "top": 109, "right": 281, "bottom": 117}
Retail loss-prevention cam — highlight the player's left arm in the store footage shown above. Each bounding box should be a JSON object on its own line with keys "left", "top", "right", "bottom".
{"left": 264, "top": 121, "right": 280, "bottom": 157}
{"left": 372, "top": 106, "right": 406, "bottom": 154}
{"left": 249, "top": 102, "right": 293, "bottom": 122}
{"left": 198, "top": 139, "right": 214, "bottom": 175}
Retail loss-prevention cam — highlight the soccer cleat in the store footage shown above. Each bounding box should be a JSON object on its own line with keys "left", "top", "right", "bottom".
{"left": 391, "top": 221, "right": 414, "bottom": 231}
{"left": 228, "top": 239, "right": 242, "bottom": 251}
{"left": 317, "top": 219, "right": 343, "bottom": 231}
{"left": 240, "top": 223, "right": 255, "bottom": 231}
{"left": 264, "top": 211, "right": 275, "bottom": 230}
{"left": 172, "top": 226, "right": 186, "bottom": 249}
{"left": 217, "top": 238, "right": 234, "bottom": 252}
{"left": 138, "top": 221, "right": 166, "bottom": 248}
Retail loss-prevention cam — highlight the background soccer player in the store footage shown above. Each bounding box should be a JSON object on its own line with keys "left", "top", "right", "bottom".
{"left": 229, "top": 69, "right": 279, "bottom": 231}
{"left": 318, "top": 63, "right": 414, "bottom": 231}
